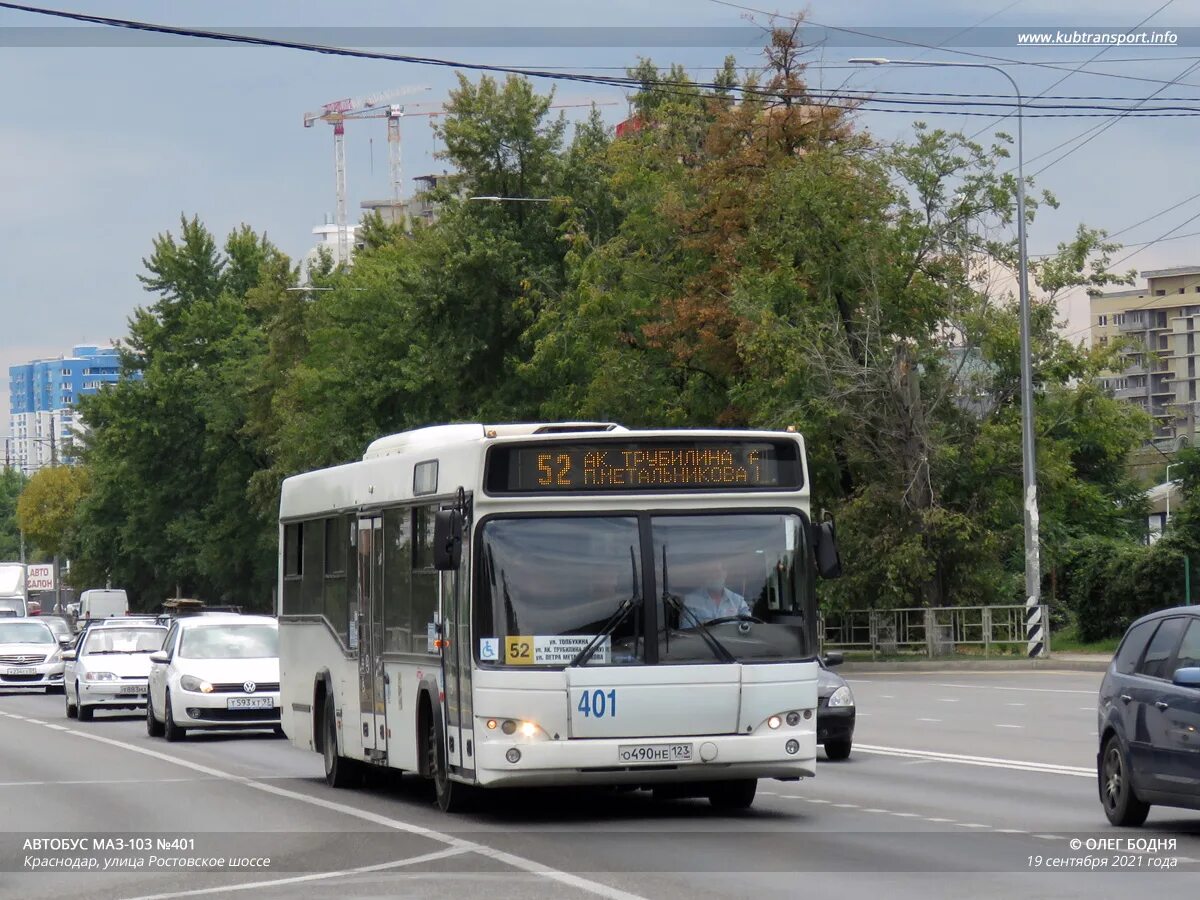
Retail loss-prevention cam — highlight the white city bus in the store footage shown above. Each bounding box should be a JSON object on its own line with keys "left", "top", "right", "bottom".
{"left": 278, "top": 423, "right": 841, "bottom": 812}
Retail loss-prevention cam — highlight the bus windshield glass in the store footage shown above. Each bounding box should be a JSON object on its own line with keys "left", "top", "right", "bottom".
{"left": 476, "top": 512, "right": 814, "bottom": 666}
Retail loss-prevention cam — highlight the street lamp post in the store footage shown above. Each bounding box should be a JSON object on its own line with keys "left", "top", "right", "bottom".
{"left": 1166, "top": 462, "right": 1181, "bottom": 524}
{"left": 850, "top": 57, "right": 1043, "bottom": 656}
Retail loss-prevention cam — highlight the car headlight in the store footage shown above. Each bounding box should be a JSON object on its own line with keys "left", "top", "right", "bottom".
{"left": 180, "top": 674, "right": 214, "bottom": 693}
{"left": 827, "top": 685, "right": 855, "bottom": 708}
{"left": 84, "top": 671, "right": 118, "bottom": 682}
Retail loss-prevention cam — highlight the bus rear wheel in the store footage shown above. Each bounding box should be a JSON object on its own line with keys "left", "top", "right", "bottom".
{"left": 708, "top": 779, "right": 757, "bottom": 811}
{"left": 323, "top": 700, "right": 361, "bottom": 789}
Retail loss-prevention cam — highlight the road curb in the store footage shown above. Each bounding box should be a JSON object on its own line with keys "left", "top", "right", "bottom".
{"left": 839, "top": 656, "right": 1110, "bottom": 673}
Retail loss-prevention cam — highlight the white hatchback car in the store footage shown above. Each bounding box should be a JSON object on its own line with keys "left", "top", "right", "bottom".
{"left": 0, "top": 619, "right": 67, "bottom": 692}
{"left": 63, "top": 621, "right": 166, "bottom": 720}
{"left": 146, "top": 615, "right": 280, "bottom": 741}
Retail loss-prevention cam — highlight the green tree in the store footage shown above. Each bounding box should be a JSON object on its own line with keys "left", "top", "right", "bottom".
{"left": 72, "top": 217, "right": 288, "bottom": 609}
{"left": 15, "top": 465, "right": 87, "bottom": 559}
{"left": 0, "top": 468, "right": 28, "bottom": 560}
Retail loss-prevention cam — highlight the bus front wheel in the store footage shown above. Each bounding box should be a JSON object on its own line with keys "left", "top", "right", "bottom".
{"left": 708, "top": 779, "right": 757, "bottom": 811}
{"left": 427, "top": 713, "right": 473, "bottom": 813}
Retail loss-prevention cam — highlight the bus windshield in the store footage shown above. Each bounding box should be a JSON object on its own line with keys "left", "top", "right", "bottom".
{"left": 476, "top": 512, "right": 815, "bottom": 667}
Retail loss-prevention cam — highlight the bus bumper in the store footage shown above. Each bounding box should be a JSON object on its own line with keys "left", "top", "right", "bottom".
{"left": 473, "top": 732, "right": 816, "bottom": 788}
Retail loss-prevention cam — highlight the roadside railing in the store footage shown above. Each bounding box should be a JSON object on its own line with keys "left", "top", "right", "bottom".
{"left": 819, "top": 605, "right": 1049, "bottom": 659}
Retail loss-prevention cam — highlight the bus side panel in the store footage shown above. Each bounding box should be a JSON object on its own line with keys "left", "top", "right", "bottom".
{"left": 280, "top": 620, "right": 359, "bottom": 756}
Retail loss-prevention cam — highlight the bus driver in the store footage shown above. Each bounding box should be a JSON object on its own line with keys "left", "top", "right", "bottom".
{"left": 681, "top": 561, "right": 750, "bottom": 626}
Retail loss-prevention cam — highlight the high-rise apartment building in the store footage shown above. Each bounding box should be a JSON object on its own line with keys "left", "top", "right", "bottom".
{"left": 1091, "top": 266, "right": 1200, "bottom": 448}
{"left": 7, "top": 345, "right": 122, "bottom": 474}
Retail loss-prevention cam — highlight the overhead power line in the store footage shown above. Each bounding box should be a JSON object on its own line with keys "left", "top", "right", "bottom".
{"left": 707, "top": 0, "right": 1200, "bottom": 91}
{"left": 965, "top": 0, "right": 1177, "bottom": 140}
{"left": 4, "top": 1, "right": 1200, "bottom": 123}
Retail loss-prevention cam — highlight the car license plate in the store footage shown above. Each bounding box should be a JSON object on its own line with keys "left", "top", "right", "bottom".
{"left": 618, "top": 743, "right": 693, "bottom": 764}
{"left": 6, "top": 668, "right": 35, "bottom": 676}
{"left": 227, "top": 697, "right": 273, "bottom": 710}
{"left": 117, "top": 685, "right": 145, "bottom": 695}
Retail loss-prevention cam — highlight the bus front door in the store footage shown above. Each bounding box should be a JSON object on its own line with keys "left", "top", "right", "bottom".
{"left": 440, "top": 548, "right": 474, "bottom": 779}
{"left": 357, "top": 516, "right": 387, "bottom": 762}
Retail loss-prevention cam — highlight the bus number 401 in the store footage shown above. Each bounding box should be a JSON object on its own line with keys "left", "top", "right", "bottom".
{"left": 577, "top": 689, "right": 617, "bottom": 719}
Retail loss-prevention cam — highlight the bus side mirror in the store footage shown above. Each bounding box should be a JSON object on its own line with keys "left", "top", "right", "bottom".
{"left": 433, "top": 509, "right": 462, "bottom": 571}
{"left": 814, "top": 521, "right": 842, "bottom": 579}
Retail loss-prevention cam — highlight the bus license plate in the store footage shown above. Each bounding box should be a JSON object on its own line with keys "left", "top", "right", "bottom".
{"left": 228, "top": 697, "right": 273, "bottom": 710}
{"left": 618, "top": 743, "right": 692, "bottom": 764}
{"left": 6, "top": 668, "right": 36, "bottom": 676}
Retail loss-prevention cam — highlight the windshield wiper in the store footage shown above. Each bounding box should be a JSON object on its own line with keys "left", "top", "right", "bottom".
{"left": 570, "top": 546, "right": 642, "bottom": 667}
{"left": 660, "top": 544, "right": 735, "bottom": 664}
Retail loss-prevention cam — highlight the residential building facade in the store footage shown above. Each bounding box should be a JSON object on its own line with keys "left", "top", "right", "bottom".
{"left": 1091, "top": 266, "right": 1200, "bottom": 448}
{"left": 7, "top": 345, "right": 122, "bottom": 474}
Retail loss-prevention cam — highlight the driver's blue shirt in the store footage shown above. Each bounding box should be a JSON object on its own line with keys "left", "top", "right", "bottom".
{"left": 681, "top": 587, "right": 750, "bottom": 626}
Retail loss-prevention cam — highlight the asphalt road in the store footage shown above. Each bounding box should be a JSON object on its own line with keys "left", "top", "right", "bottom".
{"left": 1, "top": 669, "right": 1197, "bottom": 900}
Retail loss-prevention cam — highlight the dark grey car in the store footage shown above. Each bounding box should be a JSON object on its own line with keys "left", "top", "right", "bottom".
{"left": 818, "top": 652, "right": 856, "bottom": 760}
{"left": 1097, "top": 605, "right": 1200, "bottom": 826}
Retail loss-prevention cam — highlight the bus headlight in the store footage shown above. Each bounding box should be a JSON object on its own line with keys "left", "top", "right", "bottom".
{"left": 768, "top": 715, "right": 782, "bottom": 729}
{"left": 827, "top": 685, "right": 855, "bottom": 708}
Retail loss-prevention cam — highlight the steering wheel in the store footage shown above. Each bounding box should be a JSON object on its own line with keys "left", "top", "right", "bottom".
{"left": 702, "top": 614, "right": 766, "bottom": 627}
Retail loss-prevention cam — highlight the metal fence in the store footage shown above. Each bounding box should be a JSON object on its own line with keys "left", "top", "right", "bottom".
{"left": 819, "top": 605, "right": 1049, "bottom": 659}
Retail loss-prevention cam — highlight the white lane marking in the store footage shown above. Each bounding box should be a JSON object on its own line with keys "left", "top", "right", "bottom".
{"left": 932, "top": 682, "right": 1096, "bottom": 695}
{"left": 4, "top": 714, "right": 648, "bottom": 900}
{"left": 832, "top": 803, "right": 859, "bottom": 809}
{"left": 935, "top": 698, "right": 959, "bottom": 703}
{"left": 0, "top": 776, "right": 301, "bottom": 787}
{"left": 925, "top": 818, "right": 954, "bottom": 823}
{"left": 957, "top": 823, "right": 990, "bottom": 829}
{"left": 1079, "top": 707, "right": 1095, "bottom": 711}
{"left": 806, "top": 798, "right": 832, "bottom": 804}
{"left": 120, "top": 846, "right": 473, "bottom": 900}
{"left": 995, "top": 725, "right": 1023, "bottom": 729}
{"left": 855, "top": 744, "right": 1093, "bottom": 778}
{"left": 1034, "top": 834, "right": 1065, "bottom": 840}
{"left": 849, "top": 671, "right": 1100, "bottom": 679}
{"left": 890, "top": 812, "right": 920, "bottom": 818}
{"left": 862, "top": 808, "right": 890, "bottom": 814}
{"left": 917, "top": 718, "right": 942, "bottom": 723}
{"left": 995, "top": 829, "right": 1029, "bottom": 834}
{"left": 1006, "top": 703, "right": 1026, "bottom": 707}
{"left": 880, "top": 694, "right": 895, "bottom": 699}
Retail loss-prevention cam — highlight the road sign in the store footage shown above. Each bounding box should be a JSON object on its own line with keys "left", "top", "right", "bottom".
{"left": 26, "top": 564, "right": 54, "bottom": 592}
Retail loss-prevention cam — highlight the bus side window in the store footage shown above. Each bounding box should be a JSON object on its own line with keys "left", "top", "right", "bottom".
{"left": 282, "top": 523, "right": 303, "bottom": 615}
{"left": 383, "top": 508, "right": 413, "bottom": 652}
{"left": 412, "top": 505, "right": 440, "bottom": 654}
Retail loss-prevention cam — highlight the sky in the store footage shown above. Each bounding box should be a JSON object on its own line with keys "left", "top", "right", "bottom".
{"left": 4, "top": 0, "right": 1200, "bottom": 428}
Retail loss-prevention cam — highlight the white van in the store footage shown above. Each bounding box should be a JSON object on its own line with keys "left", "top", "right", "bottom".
{"left": 0, "top": 563, "right": 27, "bottom": 617}
{"left": 78, "top": 589, "right": 129, "bottom": 621}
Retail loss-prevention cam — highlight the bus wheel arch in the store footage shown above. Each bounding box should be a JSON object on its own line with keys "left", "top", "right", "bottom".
{"left": 416, "top": 684, "right": 440, "bottom": 779}
{"left": 312, "top": 670, "right": 332, "bottom": 755}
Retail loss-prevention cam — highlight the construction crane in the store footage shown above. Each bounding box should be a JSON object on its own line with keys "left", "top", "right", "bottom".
{"left": 306, "top": 93, "right": 619, "bottom": 261}
{"left": 304, "top": 85, "right": 432, "bottom": 265}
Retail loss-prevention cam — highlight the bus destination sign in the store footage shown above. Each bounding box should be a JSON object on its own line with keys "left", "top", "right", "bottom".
{"left": 485, "top": 439, "right": 803, "bottom": 494}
